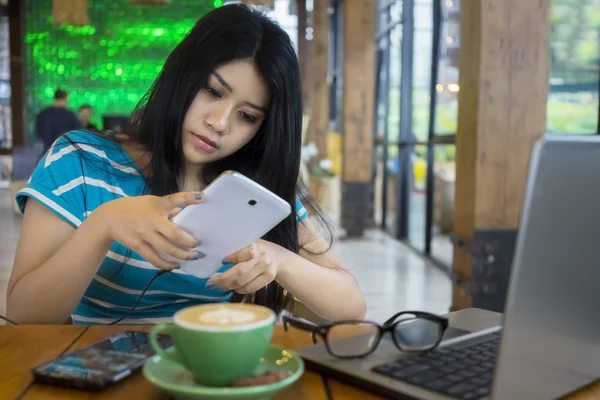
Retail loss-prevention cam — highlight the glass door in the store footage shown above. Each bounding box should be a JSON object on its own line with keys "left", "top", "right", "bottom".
{"left": 374, "top": 0, "right": 459, "bottom": 272}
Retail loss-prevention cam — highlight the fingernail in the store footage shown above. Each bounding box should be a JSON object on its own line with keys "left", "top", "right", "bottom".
{"left": 206, "top": 273, "right": 221, "bottom": 288}
{"left": 193, "top": 251, "right": 202, "bottom": 260}
{"left": 222, "top": 259, "right": 230, "bottom": 265}
{"left": 195, "top": 193, "right": 203, "bottom": 200}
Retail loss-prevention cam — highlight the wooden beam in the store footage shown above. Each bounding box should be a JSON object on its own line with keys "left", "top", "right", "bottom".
{"left": 296, "top": 0, "right": 310, "bottom": 110}
{"left": 8, "top": 0, "right": 25, "bottom": 147}
{"left": 452, "top": 0, "right": 550, "bottom": 310}
{"left": 305, "top": 0, "right": 329, "bottom": 159}
{"left": 340, "top": 0, "right": 376, "bottom": 237}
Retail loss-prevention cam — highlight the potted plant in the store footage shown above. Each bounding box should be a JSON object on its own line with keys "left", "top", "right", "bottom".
{"left": 309, "top": 158, "right": 336, "bottom": 204}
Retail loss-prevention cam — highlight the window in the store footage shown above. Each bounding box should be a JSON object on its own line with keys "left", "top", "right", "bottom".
{"left": 548, "top": 0, "right": 600, "bottom": 134}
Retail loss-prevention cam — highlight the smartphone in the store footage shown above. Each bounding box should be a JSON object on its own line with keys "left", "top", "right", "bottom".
{"left": 32, "top": 331, "right": 172, "bottom": 391}
{"left": 171, "top": 171, "right": 292, "bottom": 278}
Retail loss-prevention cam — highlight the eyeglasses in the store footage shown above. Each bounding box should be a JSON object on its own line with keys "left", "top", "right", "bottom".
{"left": 283, "top": 311, "right": 448, "bottom": 359}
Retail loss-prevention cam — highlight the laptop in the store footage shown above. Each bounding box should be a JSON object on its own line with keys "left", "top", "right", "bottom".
{"left": 297, "top": 134, "right": 600, "bottom": 399}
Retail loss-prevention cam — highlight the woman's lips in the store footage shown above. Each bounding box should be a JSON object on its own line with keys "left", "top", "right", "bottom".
{"left": 192, "top": 133, "right": 217, "bottom": 153}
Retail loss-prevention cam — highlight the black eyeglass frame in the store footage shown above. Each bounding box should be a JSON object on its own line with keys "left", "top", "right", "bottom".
{"left": 283, "top": 311, "right": 449, "bottom": 359}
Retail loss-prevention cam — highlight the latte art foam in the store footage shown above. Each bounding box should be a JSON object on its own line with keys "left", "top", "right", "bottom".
{"left": 198, "top": 309, "right": 257, "bottom": 325}
{"left": 175, "top": 303, "right": 274, "bottom": 330}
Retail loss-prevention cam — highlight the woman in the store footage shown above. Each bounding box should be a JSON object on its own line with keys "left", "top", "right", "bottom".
{"left": 7, "top": 4, "right": 366, "bottom": 325}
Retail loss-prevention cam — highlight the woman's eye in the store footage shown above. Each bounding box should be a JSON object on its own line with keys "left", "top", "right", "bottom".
{"left": 240, "top": 112, "right": 257, "bottom": 123}
{"left": 205, "top": 85, "right": 222, "bottom": 99}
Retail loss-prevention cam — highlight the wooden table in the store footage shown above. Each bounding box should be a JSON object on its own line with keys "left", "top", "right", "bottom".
{"left": 0, "top": 324, "right": 383, "bottom": 400}
{"left": 1, "top": 323, "right": 598, "bottom": 399}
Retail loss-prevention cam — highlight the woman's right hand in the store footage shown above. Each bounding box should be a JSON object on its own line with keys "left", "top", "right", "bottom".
{"left": 93, "top": 192, "right": 204, "bottom": 269}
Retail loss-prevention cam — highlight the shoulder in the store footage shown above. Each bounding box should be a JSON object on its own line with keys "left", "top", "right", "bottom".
{"left": 41, "top": 130, "right": 120, "bottom": 169}
{"left": 50, "top": 130, "right": 131, "bottom": 160}
{"left": 14, "top": 130, "right": 139, "bottom": 227}
{"left": 37, "top": 107, "right": 51, "bottom": 116}
{"left": 42, "top": 130, "right": 142, "bottom": 185}
{"left": 69, "top": 109, "right": 80, "bottom": 119}
{"left": 52, "top": 129, "right": 107, "bottom": 145}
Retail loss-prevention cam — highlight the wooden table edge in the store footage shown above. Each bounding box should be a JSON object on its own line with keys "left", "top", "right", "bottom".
{"left": 18, "top": 325, "right": 337, "bottom": 400}
{"left": 4, "top": 325, "right": 90, "bottom": 400}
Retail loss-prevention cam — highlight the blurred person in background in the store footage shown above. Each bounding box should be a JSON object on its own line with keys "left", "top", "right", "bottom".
{"left": 34, "top": 89, "right": 81, "bottom": 151}
{"left": 78, "top": 104, "right": 98, "bottom": 132}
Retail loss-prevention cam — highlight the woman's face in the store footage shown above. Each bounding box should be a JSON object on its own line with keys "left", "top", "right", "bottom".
{"left": 181, "top": 59, "right": 269, "bottom": 166}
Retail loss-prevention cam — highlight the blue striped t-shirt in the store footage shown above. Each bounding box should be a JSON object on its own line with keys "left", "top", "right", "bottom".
{"left": 15, "top": 130, "right": 308, "bottom": 325}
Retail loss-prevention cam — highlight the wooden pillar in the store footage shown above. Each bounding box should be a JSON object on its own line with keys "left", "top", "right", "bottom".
{"left": 452, "top": 0, "right": 550, "bottom": 311}
{"left": 296, "top": 0, "right": 310, "bottom": 110}
{"left": 305, "top": 0, "right": 329, "bottom": 159}
{"left": 8, "top": 0, "right": 25, "bottom": 148}
{"left": 340, "top": 0, "right": 376, "bottom": 237}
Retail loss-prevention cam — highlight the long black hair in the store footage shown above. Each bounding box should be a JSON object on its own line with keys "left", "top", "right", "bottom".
{"left": 120, "top": 4, "right": 331, "bottom": 315}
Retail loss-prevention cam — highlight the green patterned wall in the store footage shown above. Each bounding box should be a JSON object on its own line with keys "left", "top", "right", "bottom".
{"left": 24, "top": 0, "right": 221, "bottom": 138}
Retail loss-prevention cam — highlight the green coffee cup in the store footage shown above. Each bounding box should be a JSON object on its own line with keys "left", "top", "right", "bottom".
{"left": 149, "top": 303, "right": 276, "bottom": 387}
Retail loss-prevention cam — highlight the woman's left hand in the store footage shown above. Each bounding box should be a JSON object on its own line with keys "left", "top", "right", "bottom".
{"left": 209, "top": 240, "right": 280, "bottom": 294}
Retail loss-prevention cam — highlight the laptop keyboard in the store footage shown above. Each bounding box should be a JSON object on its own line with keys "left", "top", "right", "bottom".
{"left": 372, "top": 331, "right": 501, "bottom": 400}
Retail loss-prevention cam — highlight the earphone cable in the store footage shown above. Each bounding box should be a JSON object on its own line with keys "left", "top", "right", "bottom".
{"left": 107, "top": 270, "right": 168, "bottom": 325}
{"left": 1, "top": 270, "right": 171, "bottom": 326}
{"left": 0, "top": 315, "right": 18, "bottom": 325}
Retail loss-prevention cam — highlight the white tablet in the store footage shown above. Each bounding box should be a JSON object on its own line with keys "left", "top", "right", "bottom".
{"left": 170, "top": 171, "right": 292, "bottom": 278}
